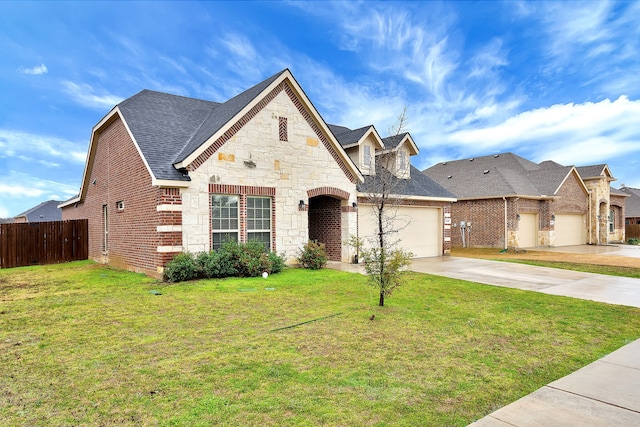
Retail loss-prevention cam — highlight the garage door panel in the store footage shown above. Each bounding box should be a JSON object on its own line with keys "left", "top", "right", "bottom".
{"left": 358, "top": 205, "right": 441, "bottom": 258}
{"left": 554, "top": 214, "right": 585, "bottom": 246}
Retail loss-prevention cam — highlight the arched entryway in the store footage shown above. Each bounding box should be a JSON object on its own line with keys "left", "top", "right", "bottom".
{"left": 308, "top": 195, "right": 343, "bottom": 261}
{"left": 307, "top": 187, "right": 351, "bottom": 262}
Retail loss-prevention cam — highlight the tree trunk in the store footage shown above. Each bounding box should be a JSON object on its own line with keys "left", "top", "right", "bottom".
{"left": 379, "top": 290, "right": 384, "bottom": 307}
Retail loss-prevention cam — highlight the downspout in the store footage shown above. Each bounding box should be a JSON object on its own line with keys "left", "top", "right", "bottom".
{"left": 503, "top": 197, "right": 508, "bottom": 249}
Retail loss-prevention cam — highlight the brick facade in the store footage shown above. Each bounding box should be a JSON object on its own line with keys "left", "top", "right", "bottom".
{"left": 61, "top": 116, "right": 176, "bottom": 277}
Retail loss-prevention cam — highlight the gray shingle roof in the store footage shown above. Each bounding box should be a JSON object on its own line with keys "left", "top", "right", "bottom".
{"left": 358, "top": 164, "right": 455, "bottom": 199}
{"left": 619, "top": 187, "right": 640, "bottom": 217}
{"left": 116, "top": 69, "right": 288, "bottom": 182}
{"left": 118, "top": 90, "right": 219, "bottom": 181}
{"left": 14, "top": 200, "right": 62, "bottom": 222}
{"left": 381, "top": 133, "right": 409, "bottom": 150}
{"left": 576, "top": 165, "right": 608, "bottom": 179}
{"left": 328, "top": 124, "right": 372, "bottom": 148}
{"left": 423, "top": 152, "right": 579, "bottom": 199}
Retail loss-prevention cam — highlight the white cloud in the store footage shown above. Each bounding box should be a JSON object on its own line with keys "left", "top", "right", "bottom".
{"left": 0, "top": 129, "right": 87, "bottom": 164}
{"left": 20, "top": 64, "right": 48, "bottom": 75}
{"left": 0, "top": 171, "right": 79, "bottom": 217}
{"left": 445, "top": 96, "right": 640, "bottom": 165}
{"left": 62, "top": 81, "right": 123, "bottom": 109}
{"left": 0, "top": 182, "right": 46, "bottom": 197}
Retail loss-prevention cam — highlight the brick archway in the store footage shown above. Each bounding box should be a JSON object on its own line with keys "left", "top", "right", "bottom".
{"left": 307, "top": 188, "right": 349, "bottom": 262}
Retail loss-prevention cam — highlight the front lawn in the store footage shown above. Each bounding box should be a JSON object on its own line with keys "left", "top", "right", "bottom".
{"left": 2, "top": 261, "right": 639, "bottom": 426}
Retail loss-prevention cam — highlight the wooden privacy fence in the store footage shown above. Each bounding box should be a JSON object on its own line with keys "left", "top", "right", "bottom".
{"left": 0, "top": 219, "right": 88, "bottom": 268}
{"left": 626, "top": 224, "right": 640, "bottom": 240}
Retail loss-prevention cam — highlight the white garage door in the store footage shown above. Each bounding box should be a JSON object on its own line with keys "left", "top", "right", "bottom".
{"left": 554, "top": 214, "right": 585, "bottom": 246}
{"left": 358, "top": 205, "right": 442, "bottom": 258}
{"left": 518, "top": 213, "right": 538, "bottom": 248}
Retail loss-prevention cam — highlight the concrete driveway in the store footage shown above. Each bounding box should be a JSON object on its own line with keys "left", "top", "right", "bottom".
{"left": 410, "top": 256, "right": 640, "bottom": 308}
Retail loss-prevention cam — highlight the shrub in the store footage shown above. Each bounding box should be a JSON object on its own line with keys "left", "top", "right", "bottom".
{"left": 196, "top": 250, "right": 237, "bottom": 278}
{"left": 165, "top": 242, "right": 286, "bottom": 282}
{"left": 628, "top": 238, "right": 639, "bottom": 245}
{"left": 297, "top": 240, "right": 327, "bottom": 270}
{"left": 165, "top": 252, "right": 199, "bottom": 282}
{"left": 268, "top": 251, "right": 286, "bottom": 274}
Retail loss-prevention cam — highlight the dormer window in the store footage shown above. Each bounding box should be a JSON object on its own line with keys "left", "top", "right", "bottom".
{"left": 363, "top": 145, "right": 371, "bottom": 168}
{"left": 399, "top": 150, "right": 407, "bottom": 171}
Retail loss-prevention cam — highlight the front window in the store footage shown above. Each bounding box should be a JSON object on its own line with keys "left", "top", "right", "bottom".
{"left": 211, "top": 195, "right": 239, "bottom": 250}
{"left": 609, "top": 209, "right": 614, "bottom": 233}
{"left": 247, "top": 196, "right": 271, "bottom": 250}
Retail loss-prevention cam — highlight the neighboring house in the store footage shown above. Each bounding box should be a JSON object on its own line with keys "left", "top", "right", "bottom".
{"left": 618, "top": 186, "right": 640, "bottom": 224}
{"left": 13, "top": 200, "right": 62, "bottom": 223}
{"left": 61, "top": 69, "right": 454, "bottom": 278}
{"left": 423, "top": 153, "right": 625, "bottom": 249}
{"left": 329, "top": 125, "right": 456, "bottom": 258}
{"left": 576, "top": 165, "right": 626, "bottom": 244}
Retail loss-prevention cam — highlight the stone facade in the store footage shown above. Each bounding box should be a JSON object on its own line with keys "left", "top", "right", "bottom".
{"left": 181, "top": 88, "right": 358, "bottom": 264}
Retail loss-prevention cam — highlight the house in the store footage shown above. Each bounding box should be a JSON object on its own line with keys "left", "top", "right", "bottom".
{"left": 618, "top": 186, "right": 640, "bottom": 224}
{"left": 423, "top": 153, "right": 625, "bottom": 249}
{"left": 329, "top": 126, "right": 456, "bottom": 258}
{"left": 61, "top": 69, "right": 454, "bottom": 278}
{"left": 14, "top": 200, "right": 62, "bottom": 223}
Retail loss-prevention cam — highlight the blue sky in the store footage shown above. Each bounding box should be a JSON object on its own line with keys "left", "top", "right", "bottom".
{"left": 1, "top": 1, "right": 639, "bottom": 218}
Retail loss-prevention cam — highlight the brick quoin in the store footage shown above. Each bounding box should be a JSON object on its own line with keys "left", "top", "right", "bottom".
{"left": 62, "top": 116, "right": 181, "bottom": 278}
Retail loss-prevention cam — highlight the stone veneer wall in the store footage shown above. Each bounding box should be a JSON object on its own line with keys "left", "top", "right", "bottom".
{"left": 180, "top": 86, "right": 358, "bottom": 263}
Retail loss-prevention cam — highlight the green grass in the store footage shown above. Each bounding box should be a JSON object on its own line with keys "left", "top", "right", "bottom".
{"left": 493, "top": 259, "right": 640, "bottom": 278}
{"left": 2, "top": 261, "right": 640, "bottom": 426}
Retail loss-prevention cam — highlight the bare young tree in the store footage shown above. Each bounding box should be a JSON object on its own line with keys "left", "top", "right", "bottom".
{"left": 357, "top": 108, "right": 413, "bottom": 307}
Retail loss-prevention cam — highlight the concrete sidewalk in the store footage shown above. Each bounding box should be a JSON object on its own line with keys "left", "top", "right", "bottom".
{"left": 470, "top": 339, "right": 640, "bottom": 427}
{"left": 329, "top": 256, "right": 640, "bottom": 426}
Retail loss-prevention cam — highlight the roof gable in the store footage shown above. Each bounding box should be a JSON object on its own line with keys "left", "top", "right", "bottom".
{"left": 381, "top": 133, "right": 418, "bottom": 156}
{"left": 174, "top": 69, "right": 362, "bottom": 183}
{"left": 175, "top": 70, "right": 287, "bottom": 165}
{"left": 329, "top": 125, "right": 384, "bottom": 150}
{"left": 576, "top": 164, "right": 614, "bottom": 180}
